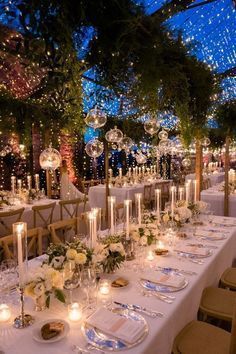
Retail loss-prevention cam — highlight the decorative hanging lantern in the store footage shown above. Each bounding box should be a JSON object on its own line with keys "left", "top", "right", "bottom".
{"left": 136, "top": 153, "right": 147, "bottom": 164}
{"left": 201, "top": 137, "right": 211, "bottom": 147}
{"left": 105, "top": 126, "right": 123, "bottom": 143}
{"left": 158, "top": 129, "right": 168, "bottom": 141}
{"left": 84, "top": 106, "right": 107, "bottom": 129}
{"left": 144, "top": 119, "right": 159, "bottom": 136}
{"left": 39, "top": 146, "right": 61, "bottom": 170}
{"left": 182, "top": 158, "right": 191, "bottom": 168}
{"left": 85, "top": 138, "right": 104, "bottom": 158}
{"left": 119, "top": 136, "right": 133, "bottom": 151}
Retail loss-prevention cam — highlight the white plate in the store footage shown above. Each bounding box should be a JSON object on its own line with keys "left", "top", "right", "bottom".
{"left": 32, "top": 319, "right": 70, "bottom": 343}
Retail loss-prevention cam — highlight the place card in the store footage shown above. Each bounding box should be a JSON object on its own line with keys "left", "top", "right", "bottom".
{"left": 85, "top": 307, "right": 145, "bottom": 344}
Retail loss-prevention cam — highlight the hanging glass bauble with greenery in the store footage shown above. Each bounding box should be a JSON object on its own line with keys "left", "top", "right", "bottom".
{"left": 144, "top": 119, "right": 159, "bottom": 136}
{"left": 201, "top": 137, "right": 211, "bottom": 147}
{"left": 84, "top": 106, "right": 107, "bottom": 129}
{"left": 136, "top": 153, "right": 147, "bottom": 164}
{"left": 158, "top": 129, "right": 168, "bottom": 141}
{"left": 105, "top": 126, "right": 123, "bottom": 143}
{"left": 85, "top": 139, "right": 104, "bottom": 158}
{"left": 182, "top": 158, "right": 191, "bottom": 168}
{"left": 118, "top": 136, "right": 133, "bottom": 151}
{"left": 39, "top": 146, "right": 61, "bottom": 170}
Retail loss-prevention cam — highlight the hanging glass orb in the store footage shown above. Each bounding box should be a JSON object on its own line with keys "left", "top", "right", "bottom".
{"left": 182, "top": 158, "right": 191, "bottom": 168}
{"left": 201, "top": 137, "right": 211, "bottom": 147}
{"left": 4, "top": 146, "right": 12, "bottom": 154}
{"left": 111, "top": 143, "right": 117, "bottom": 150}
{"left": 85, "top": 139, "right": 104, "bottom": 158}
{"left": 39, "top": 146, "right": 61, "bottom": 170}
{"left": 158, "top": 129, "right": 168, "bottom": 141}
{"left": 84, "top": 106, "right": 107, "bottom": 129}
{"left": 0, "top": 150, "right": 6, "bottom": 157}
{"left": 144, "top": 119, "right": 159, "bottom": 136}
{"left": 136, "top": 153, "right": 147, "bottom": 164}
{"left": 119, "top": 136, "right": 133, "bottom": 150}
{"left": 105, "top": 126, "right": 123, "bottom": 143}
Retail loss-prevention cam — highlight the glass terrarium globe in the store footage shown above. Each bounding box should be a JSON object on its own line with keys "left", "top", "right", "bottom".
{"left": 201, "top": 137, "right": 211, "bottom": 147}
{"left": 144, "top": 119, "right": 159, "bottom": 136}
{"left": 39, "top": 146, "right": 61, "bottom": 170}
{"left": 158, "top": 129, "right": 168, "bottom": 141}
{"left": 136, "top": 153, "right": 147, "bottom": 164}
{"left": 84, "top": 106, "right": 107, "bottom": 130}
{"left": 105, "top": 126, "right": 123, "bottom": 143}
{"left": 182, "top": 158, "right": 191, "bottom": 168}
{"left": 119, "top": 136, "right": 133, "bottom": 150}
{"left": 85, "top": 139, "right": 104, "bottom": 158}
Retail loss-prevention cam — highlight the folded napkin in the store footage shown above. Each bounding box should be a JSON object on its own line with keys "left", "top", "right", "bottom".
{"left": 142, "top": 271, "right": 185, "bottom": 288}
{"left": 174, "top": 245, "right": 209, "bottom": 256}
{"left": 85, "top": 307, "right": 145, "bottom": 344}
{"left": 195, "top": 230, "right": 223, "bottom": 240}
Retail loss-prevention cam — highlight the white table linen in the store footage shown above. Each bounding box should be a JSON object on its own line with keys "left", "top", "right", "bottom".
{"left": 186, "top": 172, "right": 224, "bottom": 186}
{"left": 1, "top": 215, "right": 236, "bottom": 354}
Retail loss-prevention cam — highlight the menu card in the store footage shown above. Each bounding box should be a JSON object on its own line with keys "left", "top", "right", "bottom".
{"left": 86, "top": 308, "right": 145, "bottom": 344}
{"left": 142, "top": 271, "right": 185, "bottom": 288}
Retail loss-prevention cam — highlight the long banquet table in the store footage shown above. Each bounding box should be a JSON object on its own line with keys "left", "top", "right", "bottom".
{"left": 185, "top": 171, "right": 224, "bottom": 186}
{"left": 1, "top": 215, "right": 236, "bottom": 354}
{"left": 201, "top": 185, "right": 236, "bottom": 217}
{"left": 88, "top": 180, "right": 171, "bottom": 209}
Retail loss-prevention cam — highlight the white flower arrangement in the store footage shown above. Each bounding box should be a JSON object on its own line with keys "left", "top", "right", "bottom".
{"left": 162, "top": 205, "right": 192, "bottom": 227}
{"left": 130, "top": 224, "right": 156, "bottom": 246}
{"left": 25, "top": 264, "right": 65, "bottom": 308}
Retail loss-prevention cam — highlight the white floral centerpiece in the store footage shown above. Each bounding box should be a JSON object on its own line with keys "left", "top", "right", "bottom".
{"left": 93, "top": 235, "right": 126, "bottom": 273}
{"left": 187, "top": 200, "right": 208, "bottom": 216}
{"left": 25, "top": 264, "right": 65, "bottom": 310}
{"left": 162, "top": 204, "right": 192, "bottom": 228}
{"left": 130, "top": 224, "right": 156, "bottom": 246}
{"left": 218, "top": 182, "right": 236, "bottom": 194}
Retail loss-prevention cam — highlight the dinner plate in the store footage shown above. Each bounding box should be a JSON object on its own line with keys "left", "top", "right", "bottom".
{"left": 140, "top": 275, "right": 188, "bottom": 293}
{"left": 32, "top": 319, "right": 70, "bottom": 343}
{"left": 81, "top": 308, "right": 148, "bottom": 351}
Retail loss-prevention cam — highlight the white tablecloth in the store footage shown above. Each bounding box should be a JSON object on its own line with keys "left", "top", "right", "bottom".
{"left": 88, "top": 180, "right": 171, "bottom": 209}
{"left": 201, "top": 188, "right": 236, "bottom": 217}
{"left": 186, "top": 172, "right": 225, "bottom": 186}
{"left": 1, "top": 215, "right": 236, "bottom": 354}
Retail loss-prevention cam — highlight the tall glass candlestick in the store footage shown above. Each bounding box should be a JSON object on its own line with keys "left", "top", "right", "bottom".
{"left": 193, "top": 179, "right": 197, "bottom": 202}
{"left": 135, "top": 193, "right": 142, "bottom": 227}
{"left": 11, "top": 176, "right": 16, "bottom": 195}
{"left": 17, "top": 179, "right": 22, "bottom": 193}
{"left": 178, "top": 187, "right": 184, "bottom": 201}
{"left": 124, "top": 199, "right": 132, "bottom": 240}
{"left": 185, "top": 181, "right": 190, "bottom": 204}
{"left": 170, "top": 186, "right": 176, "bottom": 219}
{"left": 155, "top": 189, "right": 161, "bottom": 222}
{"left": 13, "top": 222, "right": 34, "bottom": 328}
{"left": 119, "top": 168, "right": 122, "bottom": 178}
{"left": 27, "top": 176, "right": 32, "bottom": 190}
{"left": 35, "top": 174, "right": 39, "bottom": 191}
{"left": 108, "top": 196, "right": 116, "bottom": 235}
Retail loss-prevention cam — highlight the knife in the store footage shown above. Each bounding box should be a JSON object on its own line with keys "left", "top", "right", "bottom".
{"left": 113, "top": 301, "right": 163, "bottom": 318}
{"left": 157, "top": 266, "right": 197, "bottom": 276}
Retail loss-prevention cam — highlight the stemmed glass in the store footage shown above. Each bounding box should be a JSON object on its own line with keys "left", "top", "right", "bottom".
{"left": 63, "top": 261, "right": 80, "bottom": 303}
{"left": 0, "top": 259, "right": 17, "bottom": 304}
{"left": 80, "top": 267, "right": 97, "bottom": 308}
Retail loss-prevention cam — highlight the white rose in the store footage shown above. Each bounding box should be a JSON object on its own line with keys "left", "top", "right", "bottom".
{"left": 139, "top": 235, "right": 148, "bottom": 246}
{"left": 75, "top": 252, "right": 87, "bottom": 265}
{"left": 163, "top": 214, "right": 170, "bottom": 223}
{"left": 131, "top": 230, "right": 140, "bottom": 242}
{"left": 50, "top": 256, "right": 65, "bottom": 269}
{"left": 34, "top": 282, "right": 45, "bottom": 297}
{"left": 66, "top": 249, "right": 78, "bottom": 260}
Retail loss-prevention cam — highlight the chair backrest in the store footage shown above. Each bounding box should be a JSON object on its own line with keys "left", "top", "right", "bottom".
{"left": 48, "top": 217, "right": 78, "bottom": 244}
{"left": 32, "top": 202, "right": 56, "bottom": 229}
{"left": 230, "top": 301, "right": 236, "bottom": 354}
{"left": 116, "top": 203, "right": 124, "bottom": 223}
{"left": 82, "top": 180, "right": 92, "bottom": 195}
{"left": 0, "top": 227, "right": 43, "bottom": 259}
{"left": 160, "top": 181, "right": 171, "bottom": 196}
{"left": 0, "top": 208, "right": 25, "bottom": 237}
{"left": 59, "top": 198, "right": 84, "bottom": 220}
{"left": 144, "top": 185, "right": 152, "bottom": 201}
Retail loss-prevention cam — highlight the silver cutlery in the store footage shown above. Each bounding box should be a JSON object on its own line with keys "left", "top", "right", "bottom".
{"left": 157, "top": 266, "right": 197, "bottom": 276}
{"left": 177, "top": 253, "right": 204, "bottom": 265}
{"left": 72, "top": 344, "right": 105, "bottom": 354}
{"left": 114, "top": 301, "right": 163, "bottom": 318}
{"left": 141, "top": 290, "right": 174, "bottom": 303}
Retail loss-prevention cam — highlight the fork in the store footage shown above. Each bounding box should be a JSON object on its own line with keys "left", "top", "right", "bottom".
{"left": 141, "top": 290, "right": 174, "bottom": 303}
{"left": 178, "top": 253, "right": 204, "bottom": 265}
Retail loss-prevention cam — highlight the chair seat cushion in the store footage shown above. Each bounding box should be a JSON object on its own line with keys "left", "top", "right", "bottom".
{"left": 173, "top": 320, "right": 230, "bottom": 354}
{"left": 221, "top": 268, "right": 236, "bottom": 290}
{"left": 200, "top": 287, "right": 236, "bottom": 321}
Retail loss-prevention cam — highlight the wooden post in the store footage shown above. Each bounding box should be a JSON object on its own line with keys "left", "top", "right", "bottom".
{"left": 46, "top": 170, "right": 52, "bottom": 198}
{"left": 104, "top": 140, "right": 109, "bottom": 220}
{"left": 195, "top": 139, "right": 203, "bottom": 201}
{"left": 224, "top": 136, "right": 230, "bottom": 216}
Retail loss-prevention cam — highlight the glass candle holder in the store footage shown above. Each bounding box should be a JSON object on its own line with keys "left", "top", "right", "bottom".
{"left": 68, "top": 302, "right": 82, "bottom": 322}
{"left": 0, "top": 304, "right": 11, "bottom": 322}
{"left": 98, "top": 279, "right": 111, "bottom": 295}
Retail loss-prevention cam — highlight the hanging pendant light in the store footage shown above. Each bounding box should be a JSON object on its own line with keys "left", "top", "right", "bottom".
{"left": 105, "top": 126, "right": 123, "bottom": 143}
{"left": 39, "top": 145, "right": 61, "bottom": 170}
{"left": 144, "top": 118, "right": 159, "bottom": 136}
{"left": 158, "top": 129, "right": 168, "bottom": 141}
{"left": 118, "top": 136, "right": 133, "bottom": 151}
{"left": 84, "top": 106, "right": 107, "bottom": 129}
{"left": 201, "top": 137, "right": 211, "bottom": 147}
{"left": 85, "top": 138, "right": 104, "bottom": 158}
{"left": 135, "top": 153, "right": 147, "bottom": 164}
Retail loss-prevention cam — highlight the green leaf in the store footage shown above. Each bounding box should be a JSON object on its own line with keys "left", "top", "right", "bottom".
{"left": 54, "top": 288, "right": 66, "bottom": 303}
{"left": 46, "top": 295, "right": 50, "bottom": 308}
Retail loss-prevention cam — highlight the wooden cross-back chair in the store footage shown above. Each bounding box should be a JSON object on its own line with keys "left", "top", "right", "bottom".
{"left": 143, "top": 184, "right": 152, "bottom": 209}
{"left": 48, "top": 217, "right": 78, "bottom": 244}
{"left": 0, "top": 227, "right": 43, "bottom": 260}
{"left": 159, "top": 181, "right": 171, "bottom": 209}
{"left": 116, "top": 203, "right": 124, "bottom": 224}
{"left": 0, "top": 208, "right": 25, "bottom": 237}
{"left": 202, "top": 178, "right": 211, "bottom": 190}
{"left": 32, "top": 202, "right": 56, "bottom": 235}
{"left": 59, "top": 198, "right": 85, "bottom": 220}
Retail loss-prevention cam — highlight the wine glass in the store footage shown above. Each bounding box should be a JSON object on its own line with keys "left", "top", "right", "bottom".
{"left": 80, "top": 267, "right": 97, "bottom": 308}
{"left": 0, "top": 259, "right": 17, "bottom": 303}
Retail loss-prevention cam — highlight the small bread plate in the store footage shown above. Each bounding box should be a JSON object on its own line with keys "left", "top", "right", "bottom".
{"left": 32, "top": 319, "right": 70, "bottom": 344}
{"left": 111, "top": 277, "right": 129, "bottom": 290}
